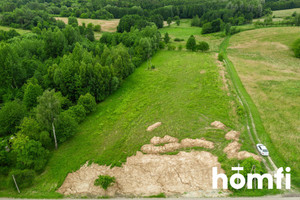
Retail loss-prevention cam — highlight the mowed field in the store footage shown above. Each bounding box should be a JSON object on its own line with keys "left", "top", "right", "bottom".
{"left": 0, "top": 35, "right": 245, "bottom": 197}
{"left": 55, "top": 17, "right": 119, "bottom": 32}
{"left": 227, "top": 27, "right": 300, "bottom": 186}
{"left": 55, "top": 17, "right": 119, "bottom": 39}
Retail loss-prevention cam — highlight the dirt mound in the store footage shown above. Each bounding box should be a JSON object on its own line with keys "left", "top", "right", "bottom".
{"left": 141, "top": 137, "right": 214, "bottom": 154}
{"left": 210, "top": 121, "right": 226, "bottom": 129}
{"left": 223, "top": 141, "right": 261, "bottom": 161}
{"left": 181, "top": 138, "right": 214, "bottom": 149}
{"left": 150, "top": 135, "right": 178, "bottom": 145}
{"left": 141, "top": 143, "right": 182, "bottom": 154}
{"left": 147, "top": 122, "right": 162, "bottom": 131}
{"left": 223, "top": 141, "right": 241, "bottom": 159}
{"left": 58, "top": 151, "right": 226, "bottom": 197}
{"left": 238, "top": 151, "right": 261, "bottom": 161}
{"left": 225, "top": 131, "right": 240, "bottom": 141}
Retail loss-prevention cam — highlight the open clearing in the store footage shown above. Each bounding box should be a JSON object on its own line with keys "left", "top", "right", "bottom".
{"left": 159, "top": 19, "right": 224, "bottom": 52}
{"left": 227, "top": 27, "right": 300, "bottom": 187}
{"left": 55, "top": 17, "right": 119, "bottom": 33}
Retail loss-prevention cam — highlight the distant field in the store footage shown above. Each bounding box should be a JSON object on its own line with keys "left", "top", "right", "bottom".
{"left": 254, "top": 8, "right": 300, "bottom": 22}
{"left": 55, "top": 17, "right": 119, "bottom": 32}
{"left": 228, "top": 27, "right": 300, "bottom": 186}
{"left": 159, "top": 19, "right": 224, "bottom": 52}
{"left": 0, "top": 25, "right": 30, "bottom": 34}
{"left": 273, "top": 8, "right": 300, "bottom": 18}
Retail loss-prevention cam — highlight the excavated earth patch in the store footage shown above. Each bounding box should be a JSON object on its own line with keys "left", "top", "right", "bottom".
{"left": 141, "top": 137, "right": 214, "bottom": 154}
{"left": 57, "top": 151, "right": 227, "bottom": 197}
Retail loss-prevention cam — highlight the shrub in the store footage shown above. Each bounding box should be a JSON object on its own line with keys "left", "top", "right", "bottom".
{"left": 55, "top": 111, "right": 78, "bottom": 143}
{"left": 12, "top": 134, "right": 49, "bottom": 172}
{"left": 23, "top": 83, "right": 43, "bottom": 109}
{"left": 197, "top": 41, "right": 209, "bottom": 52}
{"left": 167, "top": 44, "right": 176, "bottom": 50}
{"left": 186, "top": 35, "right": 196, "bottom": 51}
{"left": 78, "top": 93, "right": 97, "bottom": 114}
{"left": 178, "top": 45, "right": 183, "bottom": 51}
{"left": 67, "top": 105, "right": 87, "bottom": 123}
{"left": 0, "top": 100, "right": 26, "bottom": 136}
{"left": 151, "top": 65, "right": 156, "bottom": 69}
{"left": 292, "top": 38, "right": 300, "bottom": 58}
{"left": 68, "top": 17, "right": 78, "bottom": 26}
{"left": 94, "top": 175, "right": 116, "bottom": 190}
{"left": 94, "top": 25, "right": 101, "bottom": 32}
{"left": 218, "top": 53, "right": 224, "bottom": 61}
{"left": 9, "top": 169, "right": 35, "bottom": 190}
{"left": 174, "top": 38, "right": 184, "bottom": 42}
{"left": 202, "top": 22, "right": 213, "bottom": 34}
{"left": 159, "top": 41, "right": 165, "bottom": 49}
{"left": 164, "top": 32, "right": 170, "bottom": 44}
{"left": 191, "top": 15, "right": 200, "bottom": 27}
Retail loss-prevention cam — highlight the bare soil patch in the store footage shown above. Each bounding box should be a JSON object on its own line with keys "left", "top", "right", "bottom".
{"left": 57, "top": 151, "right": 226, "bottom": 197}
{"left": 210, "top": 121, "right": 226, "bottom": 129}
{"left": 150, "top": 135, "right": 178, "bottom": 145}
{"left": 225, "top": 130, "right": 240, "bottom": 141}
{"left": 147, "top": 122, "right": 162, "bottom": 131}
{"left": 223, "top": 141, "right": 261, "bottom": 161}
{"left": 141, "top": 136, "right": 214, "bottom": 154}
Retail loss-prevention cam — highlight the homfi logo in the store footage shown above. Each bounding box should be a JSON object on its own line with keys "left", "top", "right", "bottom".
{"left": 212, "top": 166, "right": 291, "bottom": 190}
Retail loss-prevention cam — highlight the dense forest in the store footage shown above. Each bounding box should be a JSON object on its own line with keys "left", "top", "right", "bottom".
{"left": 0, "top": 0, "right": 300, "bottom": 190}
{"left": 2, "top": 0, "right": 300, "bottom": 30}
{"left": 0, "top": 13, "right": 160, "bottom": 181}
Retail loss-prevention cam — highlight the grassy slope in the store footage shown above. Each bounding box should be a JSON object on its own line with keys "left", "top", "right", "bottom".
{"left": 0, "top": 46, "right": 243, "bottom": 197}
{"left": 273, "top": 8, "right": 300, "bottom": 18}
{"left": 227, "top": 27, "right": 300, "bottom": 188}
{"left": 0, "top": 26, "right": 30, "bottom": 34}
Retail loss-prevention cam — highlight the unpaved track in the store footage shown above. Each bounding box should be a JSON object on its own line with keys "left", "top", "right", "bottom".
{"left": 223, "top": 43, "right": 279, "bottom": 175}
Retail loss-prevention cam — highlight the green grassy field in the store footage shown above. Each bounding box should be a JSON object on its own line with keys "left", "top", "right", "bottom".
{"left": 0, "top": 25, "right": 30, "bottom": 34}
{"left": 0, "top": 45, "right": 247, "bottom": 197}
{"left": 273, "top": 8, "right": 300, "bottom": 18}
{"left": 159, "top": 19, "right": 224, "bottom": 52}
{"left": 227, "top": 27, "right": 300, "bottom": 187}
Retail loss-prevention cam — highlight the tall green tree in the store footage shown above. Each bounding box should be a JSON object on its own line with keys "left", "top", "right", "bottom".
{"left": 12, "top": 133, "right": 49, "bottom": 172}
{"left": 186, "top": 35, "right": 196, "bottom": 51}
{"left": 23, "top": 83, "right": 43, "bottom": 109}
{"left": 36, "top": 89, "right": 61, "bottom": 149}
{"left": 164, "top": 32, "right": 170, "bottom": 44}
{"left": 167, "top": 17, "right": 172, "bottom": 26}
{"left": 0, "top": 100, "right": 26, "bottom": 136}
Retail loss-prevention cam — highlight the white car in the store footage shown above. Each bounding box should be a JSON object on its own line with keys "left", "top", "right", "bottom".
{"left": 256, "top": 144, "right": 269, "bottom": 156}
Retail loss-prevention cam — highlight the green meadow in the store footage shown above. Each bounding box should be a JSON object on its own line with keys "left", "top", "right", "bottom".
{"left": 227, "top": 27, "right": 300, "bottom": 187}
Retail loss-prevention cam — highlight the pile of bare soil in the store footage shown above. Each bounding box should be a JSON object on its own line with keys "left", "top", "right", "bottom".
{"left": 150, "top": 135, "right": 178, "bottom": 145}
{"left": 141, "top": 137, "right": 214, "bottom": 154}
{"left": 147, "top": 122, "right": 162, "bottom": 131}
{"left": 210, "top": 121, "right": 226, "bottom": 129}
{"left": 58, "top": 151, "right": 226, "bottom": 197}
{"left": 223, "top": 141, "right": 261, "bottom": 161}
{"left": 225, "top": 130, "right": 240, "bottom": 141}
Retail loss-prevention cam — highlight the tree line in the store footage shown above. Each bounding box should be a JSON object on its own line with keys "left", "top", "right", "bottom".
{"left": 0, "top": 17, "right": 160, "bottom": 188}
